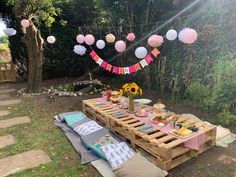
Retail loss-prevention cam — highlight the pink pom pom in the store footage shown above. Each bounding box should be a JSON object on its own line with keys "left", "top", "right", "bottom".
{"left": 148, "top": 35, "right": 164, "bottom": 47}
{"left": 182, "top": 28, "right": 198, "bottom": 44}
{"left": 115, "top": 40, "right": 126, "bottom": 52}
{"left": 126, "top": 33, "right": 136, "bottom": 42}
{"left": 85, "top": 34, "right": 95, "bottom": 45}
{"left": 76, "top": 34, "right": 85, "bottom": 44}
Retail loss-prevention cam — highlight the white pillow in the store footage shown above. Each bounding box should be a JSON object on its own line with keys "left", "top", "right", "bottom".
{"left": 100, "top": 142, "right": 135, "bottom": 169}
{"left": 74, "top": 121, "right": 103, "bottom": 136}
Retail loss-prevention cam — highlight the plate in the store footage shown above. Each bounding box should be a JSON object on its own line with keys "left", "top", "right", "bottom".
{"left": 170, "top": 130, "right": 197, "bottom": 139}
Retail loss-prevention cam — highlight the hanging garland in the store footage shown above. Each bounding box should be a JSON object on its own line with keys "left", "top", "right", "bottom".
{"left": 89, "top": 48, "right": 160, "bottom": 75}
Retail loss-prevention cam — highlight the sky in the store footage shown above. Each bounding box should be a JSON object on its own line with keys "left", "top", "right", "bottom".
{"left": 0, "top": 20, "right": 7, "bottom": 37}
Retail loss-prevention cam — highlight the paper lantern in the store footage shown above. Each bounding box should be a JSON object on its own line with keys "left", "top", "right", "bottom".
{"left": 96, "top": 39, "right": 105, "bottom": 49}
{"left": 182, "top": 28, "right": 198, "bottom": 44}
{"left": 47, "top": 36, "right": 56, "bottom": 44}
{"left": 166, "top": 29, "right": 177, "bottom": 41}
{"left": 126, "top": 32, "right": 136, "bottom": 41}
{"left": 105, "top": 33, "right": 115, "bottom": 43}
{"left": 115, "top": 40, "right": 126, "bottom": 52}
{"left": 135, "top": 47, "right": 148, "bottom": 59}
{"left": 3, "top": 28, "right": 16, "bottom": 36}
{"left": 178, "top": 28, "right": 189, "bottom": 42}
{"left": 85, "top": 34, "right": 95, "bottom": 45}
{"left": 76, "top": 34, "right": 85, "bottom": 44}
{"left": 148, "top": 35, "right": 164, "bottom": 47}
{"left": 21, "top": 19, "right": 30, "bottom": 28}
{"left": 73, "top": 45, "right": 86, "bottom": 55}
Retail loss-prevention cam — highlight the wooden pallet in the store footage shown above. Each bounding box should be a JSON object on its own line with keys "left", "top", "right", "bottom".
{"left": 0, "top": 62, "right": 16, "bottom": 82}
{"left": 82, "top": 98, "right": 217, "bottom": 170}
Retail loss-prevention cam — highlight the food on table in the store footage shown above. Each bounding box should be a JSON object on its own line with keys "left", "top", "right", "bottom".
{"left": 174, "top": 127, "right": 193, "bottom": 137}
{"left": 153, "top": 102, "right": 166, "bottom": 114}
{"left": 150, "top": 116, "right": 167, "bottom": 124}
{"left": 187, "top": 126, "right": 199, "bottom": 132}
{"left": 158, "top": 122, "right": 165, "bottom": 127}
{"left": 110, "top": 91, "right": 121, "bottom": 103}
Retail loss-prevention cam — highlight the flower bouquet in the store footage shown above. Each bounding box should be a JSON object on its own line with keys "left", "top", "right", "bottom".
{"left": 120, "top": 83, "right": 142, "bottom": 113}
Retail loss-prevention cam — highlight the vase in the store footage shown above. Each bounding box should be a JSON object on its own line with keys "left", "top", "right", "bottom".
{"left": 128, "top": 95, "right": 135, "bottom": 113}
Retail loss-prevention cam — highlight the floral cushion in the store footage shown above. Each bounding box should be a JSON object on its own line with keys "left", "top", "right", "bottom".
{"left": 73, "top": 121, "right": 103, "bottom": 136}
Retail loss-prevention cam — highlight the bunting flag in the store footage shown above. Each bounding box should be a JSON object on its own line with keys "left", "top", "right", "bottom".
{"left": 90, "top": 48, "right": 160, "bottom": 75}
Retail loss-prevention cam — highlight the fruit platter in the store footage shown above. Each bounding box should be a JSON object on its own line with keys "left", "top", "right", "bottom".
{"left": 171, "top": 124, "right": 199, "bottom": 138}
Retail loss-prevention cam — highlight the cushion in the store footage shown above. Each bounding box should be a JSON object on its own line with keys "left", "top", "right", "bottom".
{"left": 58, "top": 111, "right": 83, "bottom": 122}
{"left": 69, "top": 118, "right": 91, "bottom": 129}
{"left": 114, "top": 152, "right": 168, "bottom": 177}
{"left": 100, "top": 142, "right": 135, "bottom": 169}
{"left": 89, "top": 134, "right": 118, "bottom": 160}
{"left": 81, "top": 128, "right": 110, "bottom": 148}
{"left": 64, "top": 112, "right": 86, "bottom": 126}
{"left": 74, "top": 121, "right": 103, "bottom": 136}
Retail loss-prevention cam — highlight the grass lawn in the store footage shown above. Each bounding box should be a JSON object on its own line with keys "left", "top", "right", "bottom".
{"left": 0, "top": 98, "right": 100, "bottom": 177}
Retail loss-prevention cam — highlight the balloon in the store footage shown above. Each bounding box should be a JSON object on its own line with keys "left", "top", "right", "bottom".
{"left": 182, "top": 28, "right": 198, "bottom": 44}
{"left": 47, "top": 36, "right": 56, "bottom": 44}
{"left": 3, "top": 28, "right": 16, "bottom": 36}
{"left": 126, "top": 32, "right": 136, "bottom": 41}
{"left": 73, "top": 45, "right": 86, "bottom": 55}
{"left": 85, "top": 34, "right": 95, "bottom": 45}
{"left": 135, "top": 47, "right": 148, "bottom": 59}
{"left": 96, "top": 39, "right": 105, "bottom": 49}
{"left": 148, "top": 35, "right": 164, "bottom": 47}
{"left": 76, "top": 34, "right": 85, "bottom": 43}
{"left": 166, "top": 29, "right": 178, "bottom": 41}
{"left": 21, "top": 19, "right": 30, "bottom": 28}
{"left": 105, "top": 33, "right": 116, "bottom": 43}
{"left": 115, "top": 40, "right": 126, "bottom": 52}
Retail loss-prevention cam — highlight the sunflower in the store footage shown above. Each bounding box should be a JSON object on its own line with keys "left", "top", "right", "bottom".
{"left": 131, "top": 83, "right": 139, "bottom": 90}
{"left": 140, "top": 89, "right": 143, "bottom": 95}
{"left": 124, "top": 86, "right": 131, "bottom": 92}
{"left": 122, "top": 83, "right": 129, "bottom": 89}
{"left": 130, "top": 86, "right": 138, "bottom": 95}
{"left": 119, "top": 89, "right": 124, "bottom": 96}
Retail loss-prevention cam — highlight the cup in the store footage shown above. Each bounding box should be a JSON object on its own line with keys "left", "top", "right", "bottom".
{"left": 140, "top": 109, "right": 147, "bottom": 116}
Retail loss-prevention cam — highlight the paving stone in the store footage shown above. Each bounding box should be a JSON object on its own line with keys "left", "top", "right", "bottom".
{"left": 0, "top": 89, "right": 16, "bottom": 94}
{"left": 0, "top": 116, "right": 31, "bottom": 129}
{"left": 0, "top": 135, "right": 15, "bottom": 149}
{"left": 0, "top": 99, "right": 21, "bottom": 107}
{"left": 0, "top": 149, "right": 51, "bottom": 177}
{"left": 0, "top": 110, "right": 10, "bottom": 117}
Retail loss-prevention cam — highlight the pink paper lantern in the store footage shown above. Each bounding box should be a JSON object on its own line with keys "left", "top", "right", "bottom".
{"left": 85, "top": 34, "right": 95, "bottom": 45}
{"left": 21, "top": 19, "right": 30, "bottom": 28}
{"left": 115, "top": 40, "right": 126, "bottom": 52}
{"left": 148, "top": 35, "right": 164, "bottom": 47}
{"left": 126, "top": 33, "right": 136, "bottom": 41}
{"left": 182, "top": 28, "right": 198, "bottom": 44}
{"left": 76, "top": 34, "right": 85, "bottom": 44}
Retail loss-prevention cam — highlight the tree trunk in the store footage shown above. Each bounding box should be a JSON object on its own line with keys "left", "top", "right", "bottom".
{"left": 24, "top": 22, "right": 44, "bottom": 93}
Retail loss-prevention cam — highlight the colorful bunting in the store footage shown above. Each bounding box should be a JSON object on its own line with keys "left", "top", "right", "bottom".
{"left": 89, "top": 49, "right": 160, "bottom": 75}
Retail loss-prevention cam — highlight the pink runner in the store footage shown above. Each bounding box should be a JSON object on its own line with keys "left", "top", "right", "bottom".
{"left": 97, "top": 98, "right": 205, "bottom": 151}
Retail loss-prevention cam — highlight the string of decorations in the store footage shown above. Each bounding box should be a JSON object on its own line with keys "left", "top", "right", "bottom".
{"left": 3, "top": 18, "right": 198, "bottom": 75}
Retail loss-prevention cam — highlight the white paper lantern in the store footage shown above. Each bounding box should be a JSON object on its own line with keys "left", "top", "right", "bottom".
{"left": 166, "top": 29, "right": 178, "bottom": 41}
{"left": 47, "top": 36, "right": 56, "bottom": 44}
{"left": 178, "top": 28, "right": 188, "bottom": 42}
{"left": 73, "top": 45, "right": 86, "bottom": 55}
{"left": 96, "top": 39, "right": 105, "bottom": 49}
{"left": 135, "top": 47, "right": 148, "bottom": 59}
{"left": 3, "top": 28, "right": 16, "bottom": 36}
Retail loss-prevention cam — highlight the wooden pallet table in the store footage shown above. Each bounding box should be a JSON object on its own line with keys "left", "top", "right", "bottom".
{"left": 82, "top": 98, "right": 217, "bottom": 170}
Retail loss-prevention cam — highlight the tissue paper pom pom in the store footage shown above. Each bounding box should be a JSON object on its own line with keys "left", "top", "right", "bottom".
{"left": 115, "top": 40, "right": 126, "bottom": 52}
{"left": 105, "top": 33, "right": 116, "bottom": 43}
{"left": 76, "top": 34, "right": 85, "bottom": 43}
{"left": 126, "top": 33, "right": 136, "bottom": 41}
{"left": 85, "top": 34, "right": 95, "bottom": 45}
{"left": 73, "top": 45, "right": 86, "bottom": 55}
{"left": 182, "top": 28, "right": 197, "bottom": 44}
{"left": 3, "top": 28, "right": 16, "bottom": 36}
{"left": 47, "top": 36, "right": 56, "bottom": 44}
{"left": 21, "top": 19, "right": 30, "bottom": 28}
{"left": 178, "top": 28, "right": 188, "bottom": 42}
{"left": 148, "top": 35, "right": 164, "bottom": 47}
{"left": 135, "top": 47, "right": 148, "bottom": 59}
{"left": 166, "top": 29, "right": 177, "bottom": 41}
{"left": 96, "top": 39, "right": 106, "bottom": 49}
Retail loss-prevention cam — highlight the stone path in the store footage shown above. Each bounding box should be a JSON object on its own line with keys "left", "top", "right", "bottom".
{"left": 0, "top": 116, "right": 31, "bottom": 129}
{"left": 0, "top": 135, "right": 15, "bottom": 149}
{"left": 0, "top": 85, "right": 51, "bottom": 176}
{"left": 0, "top": 150, "right": 51, "bottom": 177}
